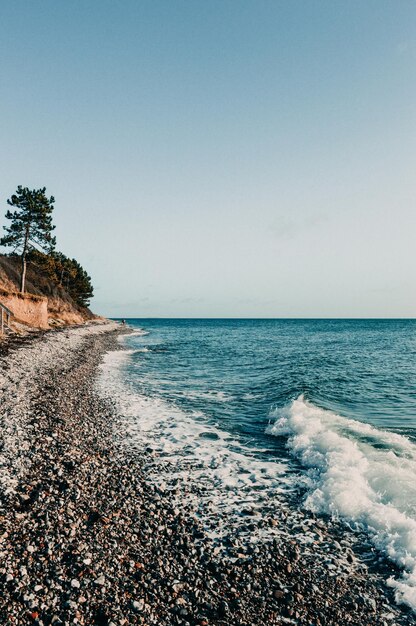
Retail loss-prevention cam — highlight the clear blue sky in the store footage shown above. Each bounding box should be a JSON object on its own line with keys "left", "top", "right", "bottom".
{"left": 0, "top": 1, "right": 415, "bottom": 317}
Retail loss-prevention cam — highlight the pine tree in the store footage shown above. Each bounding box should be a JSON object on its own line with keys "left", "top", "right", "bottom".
{"left": 48, "top": 251, "right": 94, "bottom": 307}
{"left": 1, "top": 186, "right": 56, "bottom": 292}
{"left": 23, "top": 249, "right": 94, "bottom": 307}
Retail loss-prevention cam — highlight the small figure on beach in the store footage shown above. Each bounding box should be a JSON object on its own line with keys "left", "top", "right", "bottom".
{"left": 121, "top": 319, "right": 126, "bottom": 325}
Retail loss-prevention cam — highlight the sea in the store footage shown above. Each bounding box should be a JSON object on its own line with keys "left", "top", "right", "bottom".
{"left": 99, "top": 318, "right": 416, "bottom": 611}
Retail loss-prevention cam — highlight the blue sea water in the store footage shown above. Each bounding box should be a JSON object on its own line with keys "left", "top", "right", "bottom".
{"left": 103, "top": 318, "right": 416, "bottom": 609}
{"left": 121, "top": 318, "right": 416, "bottom": 431}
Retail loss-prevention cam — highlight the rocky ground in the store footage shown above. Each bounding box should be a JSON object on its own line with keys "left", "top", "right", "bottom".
{"left": 0, "top": 323, "right": 413, "bottom": 625}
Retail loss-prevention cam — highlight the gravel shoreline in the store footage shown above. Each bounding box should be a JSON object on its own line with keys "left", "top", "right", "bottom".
{"left": 0, "top": 324, "right": 413, "bottom": 625}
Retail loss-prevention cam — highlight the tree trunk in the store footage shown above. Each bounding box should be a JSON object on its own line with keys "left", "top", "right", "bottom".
{"left": 20, "top": 225, "right": 30, "bottom": 293}
{"left": 20, "top": 252, "right": 27, "bottom": 293}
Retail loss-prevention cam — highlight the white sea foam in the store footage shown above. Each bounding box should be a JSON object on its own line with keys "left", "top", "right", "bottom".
{"left": 181, "top": 389, "right": 234, "bottom": 402}
{"left": 98, "top": 348, "right": 289, "bottom": 539}
{"left": 243, "top": 392, "right": 260, "bottom": 400}
{"left": 267, "top": 396, "right": 416, "bottom": 611}
{"left": 129, "top": 328, "right": 150, "bottom": 336}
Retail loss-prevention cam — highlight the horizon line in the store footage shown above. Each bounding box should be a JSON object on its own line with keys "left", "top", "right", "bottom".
{"left": 108, "top": 316, "right": 416, "bottom": 321}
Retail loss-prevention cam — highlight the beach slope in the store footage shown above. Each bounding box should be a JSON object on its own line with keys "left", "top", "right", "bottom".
{"left": 0, "top": 323, "right": 412, "bottom": 625}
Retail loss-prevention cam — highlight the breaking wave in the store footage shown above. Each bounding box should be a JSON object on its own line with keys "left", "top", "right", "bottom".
{"left": 267, "top": 396, "right": 416, "bottom": 610}
{"left": 98, "top": 347, "right": 289, "bottom": 540}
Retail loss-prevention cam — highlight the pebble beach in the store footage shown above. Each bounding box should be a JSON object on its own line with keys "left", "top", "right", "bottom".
{"left": 0, "top": 322, "right": 413, "bottom": 626}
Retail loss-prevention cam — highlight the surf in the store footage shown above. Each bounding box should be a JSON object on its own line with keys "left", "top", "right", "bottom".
{"left": 98, "top": 344, "right": 290, "bottom": 541}
{"left": 267, "top": 395, "right": 416, "bottom": 610}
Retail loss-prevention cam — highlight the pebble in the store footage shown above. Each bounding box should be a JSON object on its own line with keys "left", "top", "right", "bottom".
{"left": 0, "top": 324, "right": 411, "bottom": 626}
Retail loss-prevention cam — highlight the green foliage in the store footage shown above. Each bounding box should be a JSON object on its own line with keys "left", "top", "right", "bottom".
{"left": 0, "top": 186, "right": 56, "bottom": 292}
{"left": 28, "top": 249, "right": 94, "bottom": 307}
{"left": 1, "top": 186, "right": 56, "bottom": 253}
{"left": 51, "top": 251, "right": 94, "bottom": 307}
{"left": 1, "top": 185, "right": 94, "bottom": 306}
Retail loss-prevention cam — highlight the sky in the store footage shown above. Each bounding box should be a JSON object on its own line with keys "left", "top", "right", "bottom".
{"left": 0, "top": 0, "right": 415, "bottom": 317}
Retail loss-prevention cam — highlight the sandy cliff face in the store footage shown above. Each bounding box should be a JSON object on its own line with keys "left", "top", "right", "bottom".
{"left": 0, "top": 289, "right": 48, "bottom": 329}
{"left": 0, "top": 255, "right": 95, "bottom": 330}
{"left": 47, "top": 296, "right": 91, "bottom": 326}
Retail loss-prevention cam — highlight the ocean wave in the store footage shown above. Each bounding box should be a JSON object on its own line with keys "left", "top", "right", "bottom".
{"left": 98, "top": 349, "right": 289, "bottom": 540}
{"left": 267, "top": 395, "right": 416, "bottom": 611}
{"left": 181, "top": 389, "right": 234, "bottom": 402}
{"left": 128, "top": 328, "right": 150, "bottom": 336}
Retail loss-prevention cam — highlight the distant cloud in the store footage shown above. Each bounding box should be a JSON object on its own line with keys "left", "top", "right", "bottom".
{"left": 269, "top": 212, "right": 328, "bottom": 240}
{"left": 233, "top": 296, "right": 286, "bottom": 307}
{"left": 170, "top": 296, "right": 205, "bottom": 304}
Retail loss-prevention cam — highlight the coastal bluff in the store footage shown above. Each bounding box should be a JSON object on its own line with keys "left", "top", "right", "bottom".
{"left": 0, "top": 254, "right": 95, "bottom": 330}
{"left": 0, "top": 288, "right": 48, "bottom": 328}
